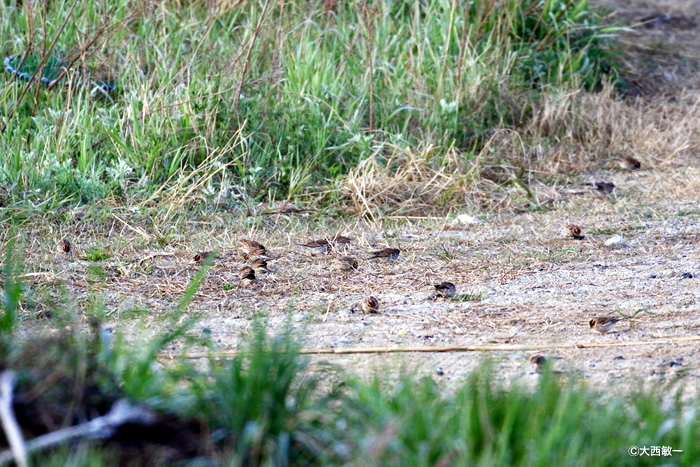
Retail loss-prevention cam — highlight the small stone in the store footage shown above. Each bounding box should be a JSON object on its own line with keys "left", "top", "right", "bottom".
{"left": 452, "top": 214, "right": 481, "bottom": 225}
{"left": 649, "top": 274, "right": 657, "bottom": 279}
{"left": 605, "top": 235, "right": 625, "bottom": 248}
{"left": 613, "top": 355, "right": 625, "bottom": 360}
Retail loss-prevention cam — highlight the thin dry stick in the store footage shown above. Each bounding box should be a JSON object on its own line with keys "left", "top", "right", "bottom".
{"left": 176, "top": 336, "right": 700, "bottom": 359}
{"left": 234, "top": 0, "right": 272, "bottom": 111}
{"left": 0, "top": 372, "right": 27, "bottom": 467}
{"left": 0, "top": 400, "right": 155, "bottom": 465}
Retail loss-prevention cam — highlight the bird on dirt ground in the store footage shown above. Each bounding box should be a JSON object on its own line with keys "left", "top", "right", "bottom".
{"left": 333, "top": 255, "right": 359, "bottom": 272}
{"left": 239, "top": 239, "right": 267, "bottom": 258}
{"left": 360, "top": 296, "right": 379, "bottom": 314}
{"left": 367, "top": 247, "right": 400, "bottom": 260}
{"left": 563, "top": 224, "right": 585, "bottom": 240}
{"left": 589, "top": 316, "right": 624, "bottom": 334}
{"left": 594, "top": 181, "right": 616, "bottom": 195}
{"left": 249, "top": 257, "right": 269, "bottom": 272}
{"left": 262, "top": 203, "right": 312, "bottom": 215}
{"left": 616, "top": 155, "right": 641, "bottom": 171}
{"left": 193, "top": 251, "right": 215, "bottom": 263}
{"left": 529, "top": 354, "right": 568, "bottom": 376}
{"left": 58, "top": 238, "right": 71, "bottom": 254}
{"left": 298, "top": 235, "right": 353, "bottom": 255}
{"left": 297, "top": 239, "right": 332, "bottom": 255}
{"left": 330, "top": 234, "right": 353, "bottom": 245}
{"left": 239, "top": 266, "right": 256, "bottom": 282}
{"left": 433, "top": 282, "right": 456, "bottom": 299}
{"left": 530, "top": 355, "right": 547, "bottom": 373}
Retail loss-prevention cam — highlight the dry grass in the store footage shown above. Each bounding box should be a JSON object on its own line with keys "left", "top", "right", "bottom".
{"left": 343, "top": 80, "right": 700, "bottom": 219}
{"left": 338, "top": 0, "right": 700, "bottom": 220}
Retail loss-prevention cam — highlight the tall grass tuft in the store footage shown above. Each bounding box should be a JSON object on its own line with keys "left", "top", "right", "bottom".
{"left": 188, "top": 320, "right": 332, "bottom": 464}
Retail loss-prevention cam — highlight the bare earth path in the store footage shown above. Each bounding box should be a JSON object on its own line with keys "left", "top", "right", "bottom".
{"left": 14, "top": 163, "right": 699, "bottom": 395}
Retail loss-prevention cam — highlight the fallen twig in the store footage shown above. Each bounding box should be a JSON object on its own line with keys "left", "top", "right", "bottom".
{"left": 0, "top": 372, "right": 27, "bottom": 467}
{"left": 0, "top": 399, "right": 155, "bottom": 465}
{"left": 175, "top": 336, "right": 700, "bottom": 359}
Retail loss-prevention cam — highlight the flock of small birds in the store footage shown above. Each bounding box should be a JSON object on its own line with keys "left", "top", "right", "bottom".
{"left": 56, "top": 218, "right": 634, "bottom": 335}
{"left": 209, "top": 223, "right": 626, "bottom": 331}
{"left": 55, "top": 156, "right": 645, "bottom": 343}
{"left": 230, "top": 237, "right": 413, "bottom": 314}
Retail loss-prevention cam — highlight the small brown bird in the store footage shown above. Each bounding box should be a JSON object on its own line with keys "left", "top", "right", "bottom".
{"left": 262, "top": 203, "right": 312, "bottom": 215}
{"left": 333, "top": 255, "right": 358, "bottom": 272}
{"left": 617, "top": 155, "right": 641, "bottom": 171}
{"left": 368, "top": 247, "right": 400, "bottom": 260}
{"left": 589, "top": 316, "right": 623, "bottom": 334}
{"left": 433, "top": 282, "right": 456, "bottom": 299}
{"left": 239, "top": 266, "right": 256, "bottom": 282}
{"left": 361, "top": 296, "right": 379, "bottom": 314}
{"left": 564, "top": 224, "right": 585, "bottom": 240}
{"left": 58, "top": 238, "right": 71, "bottom": 254}
{"left": 239, "top": 239, "right": 267, "bottom": 258}
{"left": 530, "top": 355, "right": 546, "bottom": 372}
{"left": 249, "top": 257, "right": 268, "bottom": 272}
{"left": 193, "top": 251, "right": 213, "bottom": 263}
{"left": 595, "top": 181, "right": 616, "bottom": 195}
{"left": 330, "top": 234, "right": 353, "bottom": 245}
{"left": 297, "top": 239, "right": 331, "bottom": 255}
{"left": 529, "top": 355, "right": 567, "bottom": 376}
{"left": 298, "top": 235, "right": 353, "bottom": 255}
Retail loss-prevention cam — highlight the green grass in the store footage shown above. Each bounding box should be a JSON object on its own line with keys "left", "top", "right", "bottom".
{"left": 4, "top": 320, "right": 700, "bottom": 466}
{"left": 84, "top": 248, "right": 112, "bottom": 261}
{"left": 0, "top": 0, "right": 621, "bottom": 208}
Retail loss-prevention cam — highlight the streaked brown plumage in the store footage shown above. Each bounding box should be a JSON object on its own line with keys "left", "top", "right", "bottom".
{"left": 239, "top": 239, "right": 267, "bottom": 260}
{"left": 250, "top": 257, "right": 268, "bottom": 271}
{"left": 361, "top": 296, "right": 379, "bottom": 314}
{"left": 298, "top": 235, "right": 353, "bottom": 254}
{"left": 564, "top": 224, "right": 584, "bottom": 240}
{"left": 239, "top": 266, "right": 256, "bottom": 281}
{"left": 240, "top": 239, "right": 266, "bottom": 254}
{"left": 297, "top": 239, "right": 331, "bottom": 254}
{"left": 617, "top": 155, "right": 641, "bottom": 171}
{"left": 334, "top": 255, "right": 358, "bottom": 272}
{"left": 433, "top": 282, "right": 456, "bottom": 299}
{"left": 589, "top": 316, "right": 623, "bottom": 334}
{"left": 193, "top": 251, "right": 212, "bottom": 263}
{"left": 58, "top": 238, "right": 71, "bottom": 254}
{"left": 368, "top": 247, "right": 400, "bottom": 260}
{"left": 330, "top": 235, "right": 353, "bottom": 245}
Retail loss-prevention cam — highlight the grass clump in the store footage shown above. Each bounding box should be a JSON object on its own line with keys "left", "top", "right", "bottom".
{"left": 1, "top": 318, "right": 698, "bottom": 465}
{"left": 0, "top": 0, "right": 620, "bottom": 208}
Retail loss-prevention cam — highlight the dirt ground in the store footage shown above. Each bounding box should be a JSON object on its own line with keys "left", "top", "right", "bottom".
{"left": 13, "top": 164, "right": 699, "bottom": 397}
{"left": 6, "top": 0, "right": 700, "bottom": 396}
